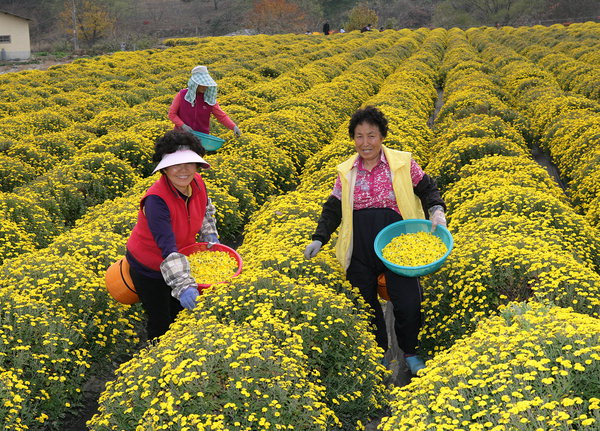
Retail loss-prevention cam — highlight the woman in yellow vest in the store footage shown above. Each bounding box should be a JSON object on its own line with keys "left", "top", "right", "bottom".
{"left": 304, "top": 106, "right": 446, "bottom": 375}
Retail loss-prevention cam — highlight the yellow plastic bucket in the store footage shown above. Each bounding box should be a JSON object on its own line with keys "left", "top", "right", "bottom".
{"left": 105, "top": 258, "right": 139, "bottom": 304}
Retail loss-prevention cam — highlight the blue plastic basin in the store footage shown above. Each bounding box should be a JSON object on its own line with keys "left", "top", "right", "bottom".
{"left": 374, "top": 219, "right": 453, "bottom": 277}
{"left": 191, "top": 130, "right": 225, "bottom": 151}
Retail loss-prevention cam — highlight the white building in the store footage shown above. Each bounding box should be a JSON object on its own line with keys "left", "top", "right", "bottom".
{"left": 0, "top": 10, "right": 31, "bottom": 61}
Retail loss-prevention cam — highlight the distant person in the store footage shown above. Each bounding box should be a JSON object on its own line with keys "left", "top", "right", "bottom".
{"left": 360, "top": 24, "right": 372, "bottom": 33}
{"left": 379, "top": 26, "right": 384, "bottom": 31}
{"left": 339, "top": 27, "right": 346, "bottom": 33}
{"left": 323, "top": 21, "right": 330, "bottom": 35}
{"left": 168, "top": 65, "right": 241, "bottom": 138}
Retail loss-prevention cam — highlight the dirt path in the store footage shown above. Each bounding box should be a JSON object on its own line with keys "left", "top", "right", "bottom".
{"left": 0, "top": 57, "right": 76, "bottom": 75}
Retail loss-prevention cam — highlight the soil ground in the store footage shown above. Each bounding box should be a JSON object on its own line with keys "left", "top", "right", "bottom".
{"left": 0, "top": 58, "right": 75, "bottom": 75}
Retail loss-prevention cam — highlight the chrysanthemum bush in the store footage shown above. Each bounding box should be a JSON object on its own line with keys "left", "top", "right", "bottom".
{"left": 88, "top": 316, "right": 341, "bottom": 431}
{"left": 0, "top": 154, "right": 37, "bottom": 192}
{"left": 20, "top": 152, "right": 140, "bottom": 226}
{"left": 0, "top": 289, "right": 93, "bottom": 430}
{"left": 449, "top": 185, "right": 600, "bottom": 269}
{"left": 0, "top": 367, "right": 32, "bottom": 431}
{"left": 470, "top": 28, "right": 600, "bottom": 227}
{"left": 420, "top": 215, "right": 600, "bottom": 355}
{"left": 0, "top": 218, "right": 36, "bottom": 261}
{"left": 0, "top": 252, "right": 140, "bottom": 359}
{"left": 0, "top": 180, "right": 159, "bottom": 429}
{"left": 434, "top": 113, "right": 528, "bottom": 148}
{"left": 203, "top": 133, "right": 296, "bottom": 214}
{"left": 541, "top": 116, "right": 600, "bottom": 220}
{"left": 196, "top": 270, "right": 388, "bottom": 429}
{"left": 80, "top": 131, "right": 156, "bottom": 177}
{"left": 380, "top": 302, "right": 600, "bottom": 431}
{"left": 5, "top": 141, "right": 59, "bottom": 175}
{"left": 442, "top": 154, "right": 567, "bottom": 210}
{"left": 426, "top": 135, "right": 529, "bottom": 189}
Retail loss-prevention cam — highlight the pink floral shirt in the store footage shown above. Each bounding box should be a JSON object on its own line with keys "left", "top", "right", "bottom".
{"left": 331, "top": 152, "right": 425, "bottom": 213}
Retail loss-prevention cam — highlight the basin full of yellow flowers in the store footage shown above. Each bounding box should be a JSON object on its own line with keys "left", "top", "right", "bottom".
{"left": 180, "top": 242, "right": 243, "bottom": 288}
{"left": 374, "top": 220, "right": 453, "bottom": 277}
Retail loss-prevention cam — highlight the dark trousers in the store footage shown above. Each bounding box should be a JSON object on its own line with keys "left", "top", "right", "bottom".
{"left": 129, "top": 266, "right": 183, "bottom": 340}
{"left": 345, "top": 208, "right": 423, "bottom": 355}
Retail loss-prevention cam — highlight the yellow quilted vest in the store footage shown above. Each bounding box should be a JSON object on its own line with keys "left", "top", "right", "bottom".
{"left": 335, "top": 146, "right": 425, "bottom": 270}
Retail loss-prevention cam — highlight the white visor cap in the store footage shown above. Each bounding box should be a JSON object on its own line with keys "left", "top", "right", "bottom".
{"left": 152, "top": 149, "right": 210, "bottom": 174}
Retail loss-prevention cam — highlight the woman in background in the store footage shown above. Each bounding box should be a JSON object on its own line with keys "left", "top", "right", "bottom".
{"left": 168, "top": 65, "right": 241, "bottom": 137}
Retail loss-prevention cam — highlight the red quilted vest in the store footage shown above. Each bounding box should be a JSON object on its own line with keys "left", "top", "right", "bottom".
{"left": 126, "top": 173, "right": 208, "bottom": 271}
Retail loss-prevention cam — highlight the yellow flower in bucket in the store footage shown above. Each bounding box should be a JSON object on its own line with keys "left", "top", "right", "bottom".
{"left": 189, "top": 250, "right": 238, "bottom": 285}
{"left": 179, "top": 242, "right": 243, "bottom": 288}
{"left": 382, "top": 231, "right": 447, "bottom": 267}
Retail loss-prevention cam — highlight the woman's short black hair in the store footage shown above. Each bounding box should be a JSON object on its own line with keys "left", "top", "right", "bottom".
{"left": 348, "top": 105, "right": 388, "bottom": 139}
{"left": 152, "top": 130, "right": 206, "bottom": 163}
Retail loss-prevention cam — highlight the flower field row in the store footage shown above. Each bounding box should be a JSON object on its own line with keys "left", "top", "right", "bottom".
{"left": 467, "top": 25, "right": 600, "bottom": 230}
{"left": 420, "top": 26, "right": 600, "bottom": 353}
{"left": 382, "top": 26, "right": 600, "bottom": 429}
{"left": 0, "top": 23, "right": 599, "bottom": 430}
{"left": 489, "top": 24, "right": 600, "bottom": 101}
{"left": 0, "top": 30, "right": 421, "bottom": 265}
{"left": 87, "top": 27, "right": 448, "bottom": 430}
{"left": 495, "top": 22, "right": 600, "bottom": 67}
{"left": 0, "top": 29, "right": 432, "bottom": 430}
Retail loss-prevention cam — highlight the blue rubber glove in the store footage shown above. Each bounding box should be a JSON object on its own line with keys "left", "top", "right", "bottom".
{"left": 206, "top": 233, "right": 219, "bottom": 248}
{"left": 179, "top": 287, "right": 199, "bottom": 310}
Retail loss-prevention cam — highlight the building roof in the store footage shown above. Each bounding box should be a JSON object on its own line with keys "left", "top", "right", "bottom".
{"left": 0, "top": 9, "right": 32, "bottom": 21}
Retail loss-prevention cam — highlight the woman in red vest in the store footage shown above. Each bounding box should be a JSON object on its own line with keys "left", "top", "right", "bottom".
{"left": 168, "top": 65, "right": 241, "bottom": 138}
{"left": 126, "top": 130, "right": 219, "bottom": 339}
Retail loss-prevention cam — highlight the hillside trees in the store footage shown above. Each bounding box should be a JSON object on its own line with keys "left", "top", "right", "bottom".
{"left": 246, "top": 0, "right": 308, "bottom": 33}
{"left": 345, "top": 3, "right": 378, "bottom": 31}
{"left": 432, "top": 0, "right": 541, "bottom": 27}
{"left": 431, "top": 0, "right": 600, "bottom": 27}
{"left": 59, "top": 0, "right": 116, "bottom": 48}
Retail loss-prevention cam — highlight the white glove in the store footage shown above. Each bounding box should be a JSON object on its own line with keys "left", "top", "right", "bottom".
{"left": 206, "top": 233, "right": 219, "bottom": 248}
{"left": 430, "top": 207, "right": 447, "bottom": 231}
{"left": 182, "top": 124, "right": 194, "bottom": 133}
{"left": 304, "top": 240, "right": 322, "bottom": 259}
{"left": 233, "top": 125, "right": 242, "bottom": 137}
